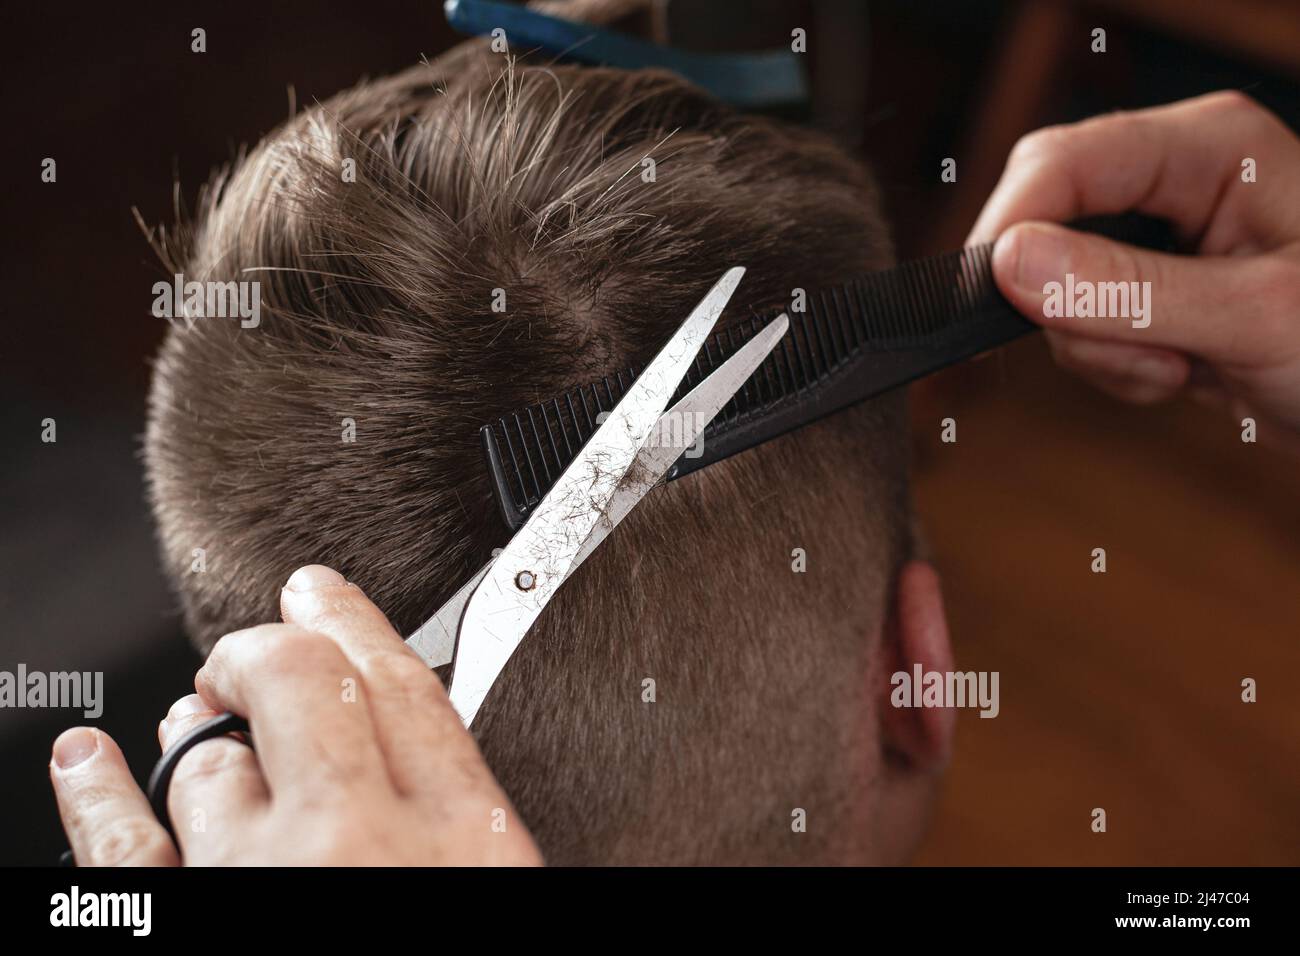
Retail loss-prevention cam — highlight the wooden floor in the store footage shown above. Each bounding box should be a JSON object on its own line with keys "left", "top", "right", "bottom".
{"left": 908, "top": 336, "right": 1300, "bottom": 865}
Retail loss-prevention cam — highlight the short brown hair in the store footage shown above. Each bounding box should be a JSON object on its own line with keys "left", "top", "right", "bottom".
{"left": 144, "top": 42, "right": 909, "bottom": 863}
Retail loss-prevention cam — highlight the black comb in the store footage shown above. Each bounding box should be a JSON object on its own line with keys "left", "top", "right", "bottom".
{"left": 482, "top": 213, "right": 1175, "bottom": 531}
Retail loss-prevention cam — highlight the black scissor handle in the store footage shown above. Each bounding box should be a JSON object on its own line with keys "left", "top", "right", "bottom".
{"left": 146, "top": 710, "right": 251, "bottom": 838}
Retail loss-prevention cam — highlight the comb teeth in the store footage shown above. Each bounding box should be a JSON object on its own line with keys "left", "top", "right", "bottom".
{"left": 488, "top": 310, "right": 759, "bottom": 509}
{"left": 481, "top": 213, "right": 1176, "bottom": 531}
{"left": 482, "top": 242, "right": 1016, "bottom": 531}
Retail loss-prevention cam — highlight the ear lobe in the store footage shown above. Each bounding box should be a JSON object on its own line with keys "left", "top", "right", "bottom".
{"left": 877, "top": 560, "right": 955, "bottom": 771}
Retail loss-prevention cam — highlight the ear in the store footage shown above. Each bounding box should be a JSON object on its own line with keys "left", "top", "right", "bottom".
{"left": 877, "top": 560, "right": 955, "bottom": 772}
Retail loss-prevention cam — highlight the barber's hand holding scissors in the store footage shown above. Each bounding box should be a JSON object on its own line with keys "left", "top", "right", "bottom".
{"left": 970, "top": 91, "right": 1300, "bottom": 454}
{"left": 50, "top": 264, "right": 768, "bottom": 866}
{"left": 50, "top": 565, "right": 542, "bottom": 866}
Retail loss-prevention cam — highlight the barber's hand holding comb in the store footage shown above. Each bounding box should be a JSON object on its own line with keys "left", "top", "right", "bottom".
{"left": 970, "top": 91, "right": 1300, "bottom": 455}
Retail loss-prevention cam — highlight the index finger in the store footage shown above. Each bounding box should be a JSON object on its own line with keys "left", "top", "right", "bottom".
{"left": 196, "top": 623, "right": 392, "bottom": 799}
{"left": 278, "top": 565, "right": 491, "bottom": 798}
{"left": 968, "top": 91, "right": 1300, "bottom": 250}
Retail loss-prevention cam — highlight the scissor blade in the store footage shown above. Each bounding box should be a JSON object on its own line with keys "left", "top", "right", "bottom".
{"left": 404, "top": 560, "right": 492, "bottom": 668}
{"left": 403, "top": 313, "right": 788, "bottom": 671}
{"left": 447, "top": 267, "right": 745, "bottom": 726}
{"left": 568, "top": 312, "right": 790, "bottom": 572}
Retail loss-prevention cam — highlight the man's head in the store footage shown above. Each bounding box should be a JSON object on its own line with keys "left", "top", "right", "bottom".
{"left": 144, "top": 42, "right": 954, "bottom": 864}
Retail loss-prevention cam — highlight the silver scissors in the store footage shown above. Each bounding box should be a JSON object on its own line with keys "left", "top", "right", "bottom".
{"left": 137, "top": 267, "right": 786, "bottom": 845}
{"left": 406, "top": 266, "right": 790, "bottom": 726}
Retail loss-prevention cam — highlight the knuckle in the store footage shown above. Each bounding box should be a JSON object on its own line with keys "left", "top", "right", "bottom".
{"left": 1105, "top": 237, "right": 1164, "bottom": 293}
{"left": 173, "top": 738, "right": 248, "bottom": 786}
{"left": 250, "top": 626, "right": 342, "bottom": 678}
{"left": 1107, "top": 108, "right": 1148, "bottom": 142}
{"left": 290, "top": 768, "right": 377, "bottom": 813}
{"left": 369, "top": 653, "right": 437, "bottom": 698}
{"left": 87, "top": 817, "right": 168, "bottom": 867}
{"left": 1247, "top": 257, "right": 1300, "bottom": 343}
{"left": 1200, "top": 89, "right": 1260, "bottom": 117}
{"left": 1008, "top": 126, "right": 1069, "bottom": 166}
{"left": 1197, "top": 90, "right": 1283, "bottom": 138}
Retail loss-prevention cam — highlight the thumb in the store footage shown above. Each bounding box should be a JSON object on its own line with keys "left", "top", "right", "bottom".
{"left": 991, "top": 221, "right": 1282, "bottom": 365}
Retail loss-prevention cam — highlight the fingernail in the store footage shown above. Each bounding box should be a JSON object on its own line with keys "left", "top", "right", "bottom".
{"left": 284, "top": 565, "right": 347, "bottom": 592}
{"left": 999, "top": 224, "right": 1074, "bottom": 295}
{"left": 167, "top": 694, "right": 208, "bottom": 721}
{"left": 52, "top": 727, "right": 99, "bottom": 770}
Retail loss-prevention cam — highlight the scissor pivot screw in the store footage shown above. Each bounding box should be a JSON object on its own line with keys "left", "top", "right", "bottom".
{"left": 515, "top": 570, "right": 536, "bottom": 591}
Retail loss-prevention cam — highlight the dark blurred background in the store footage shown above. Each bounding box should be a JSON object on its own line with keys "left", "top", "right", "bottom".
{"left": 2, "top": 0, "right": 1297, "bottom": 865}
